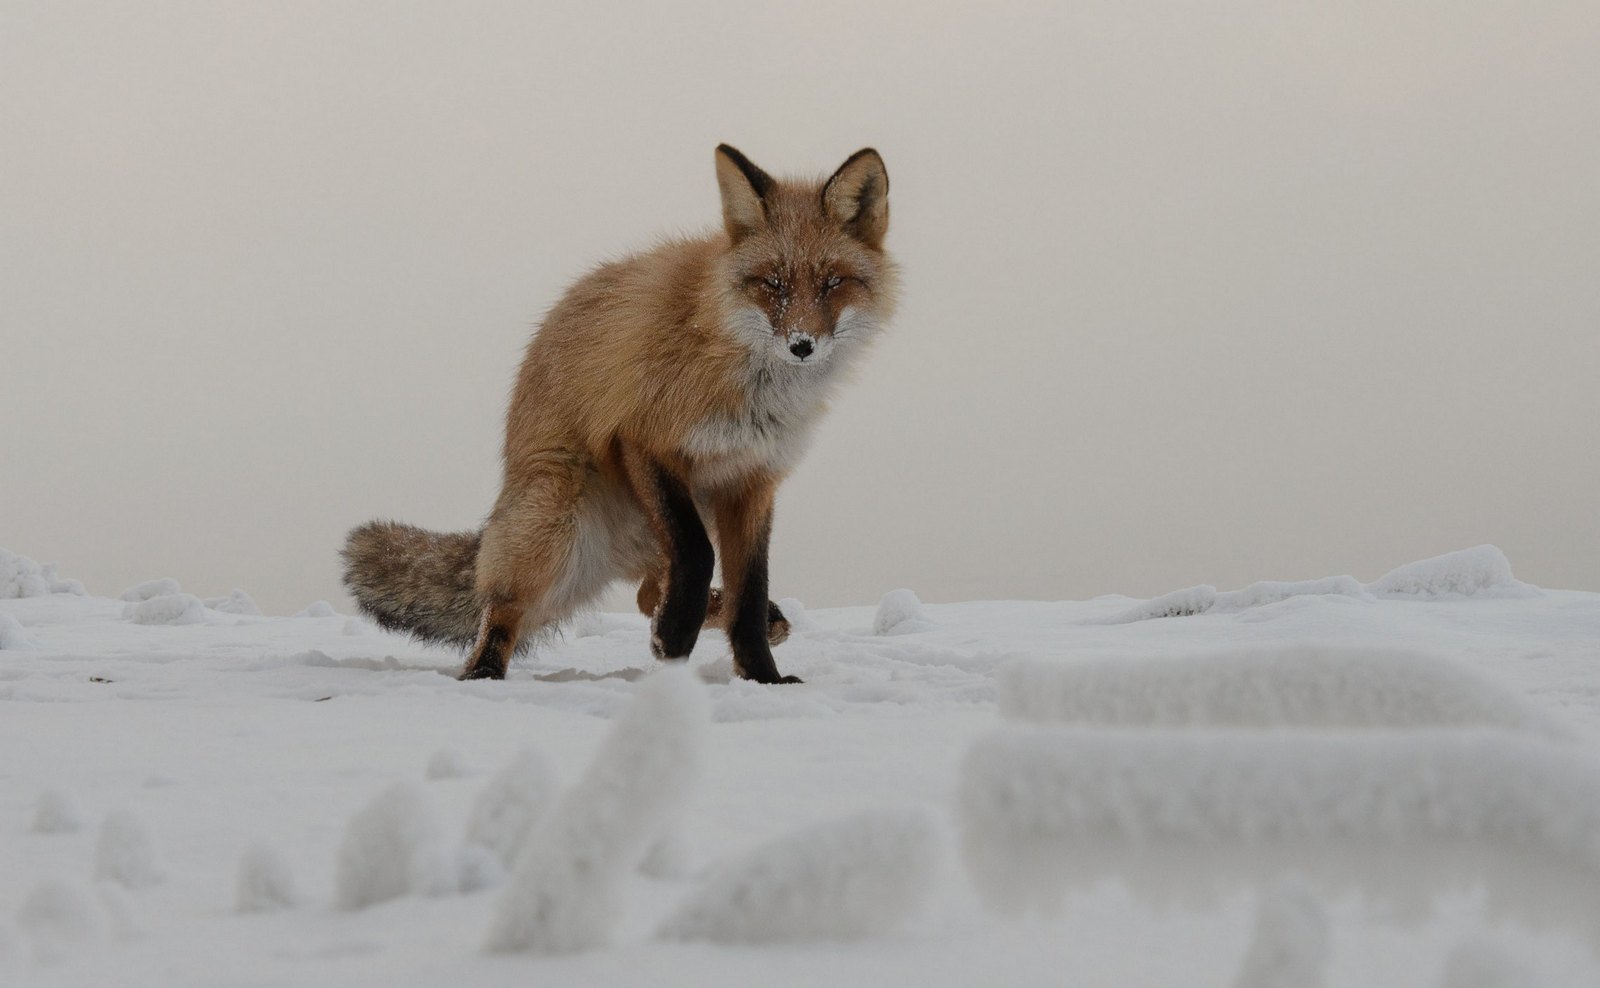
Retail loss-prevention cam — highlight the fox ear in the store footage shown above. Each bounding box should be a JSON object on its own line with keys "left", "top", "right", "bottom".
{"left": 822, "top": 148, "right": 889, "bottom": 247}
{"left": 715, "top": 144, "right": 774, "bottom": 241}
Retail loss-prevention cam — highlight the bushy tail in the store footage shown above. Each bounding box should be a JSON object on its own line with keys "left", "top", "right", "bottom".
{"left": 342, "top": 520, "right": 484, "bottom": 648}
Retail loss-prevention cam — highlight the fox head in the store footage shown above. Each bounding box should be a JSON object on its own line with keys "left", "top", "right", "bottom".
{"left": 714, "top": 144, "right": 899, "bottom": 368}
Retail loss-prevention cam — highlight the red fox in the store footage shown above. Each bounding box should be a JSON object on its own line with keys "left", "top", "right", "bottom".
{"left": 343, "top": 145, "right": 897, "bottom": 682}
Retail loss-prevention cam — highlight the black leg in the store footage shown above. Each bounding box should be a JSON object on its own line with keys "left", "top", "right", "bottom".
{"left": 648, "top": 465, "right": 714, "bottom": 660}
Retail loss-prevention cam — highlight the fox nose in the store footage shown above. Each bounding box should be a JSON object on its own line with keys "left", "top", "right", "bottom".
{"left": 789, "top": 338, "right": 814, "bottom": 360}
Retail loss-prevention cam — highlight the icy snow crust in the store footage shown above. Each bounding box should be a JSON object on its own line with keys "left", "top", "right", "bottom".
{"left": 4, "top": 544, "right": 1600, "bottom": 984}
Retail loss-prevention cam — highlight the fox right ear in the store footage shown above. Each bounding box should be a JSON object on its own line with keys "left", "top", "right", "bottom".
{"left": 715, "top": 144, "right": 774, "bottom": 241}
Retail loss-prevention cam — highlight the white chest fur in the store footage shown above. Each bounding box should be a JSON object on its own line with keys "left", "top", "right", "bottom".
{"left": 683, "top": 360, "right": 841, "bottom": 485}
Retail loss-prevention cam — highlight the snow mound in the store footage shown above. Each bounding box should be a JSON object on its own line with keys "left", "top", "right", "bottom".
{"left": 204, "top": 589, "right": 262, "bottom": 616}
{"left": 957, "top": 727, "right": 1600, "bottom": 918}
{"left": 486, "top": 666, "right": 708, "bottom": 954}
{"left": 237, "top": 843, "right": 299, "bottom": 913}
{"left": 32, "top": 788, "right": 85, "bottom": 834}
{"left": 1214, "top": 576, "right": 1370, "bottom": 611}
{"left": 425, "top": 747, "right": 471, "bottom": 780}
{"left": 1368, "top": 545, "right": 1538, "bottom": 599}
{"left": 997, "top": 646, "right": 1571, "bottom": 738}
{"left": 658, "top": 808, "right": 941, "bottom": 944}
{"left": 455, "top": 845, "right": 505, "bottom": 894}
{"left": 16, "top": 881, "right": 101, "bottom": 963}
{"left": 334, "top": 782, "right": 454, "bottom": 910}
{"left": 1092, "top": 584, "right": 1217, "bottom": 624}
{"left": 1435, "top": 940, "right": 1542, "bottom": 988}
{"left": 775, "top": 597, "right": 814, "bottom": 632}
{"left": 119, "top": 578, "right": 182, "bottom": 602}
{"left": 0, "top": 613, "right": 40, "bottom": 651}
{"left": 1231, "top": 881, "right": 1329, "bottom": 988}
{"left": 874, "top": 588, "right": 933, "bottom": 635}
{"left": 123, "top": 593, "right": 207, "bottom": 626}
{"left": 639, "top": 826, "right": 690, "bottom": 880}
{"left": 463, "top": 748, "right": 558, "bottom": 869}
{"left": 296, "top": 601, "right": 337, "bottom": 617}
{"left": 1, "top": 548, "right": 85, "bottom": 598}
{"left": 95, "top": 809, "right": 165, "bottom": 889}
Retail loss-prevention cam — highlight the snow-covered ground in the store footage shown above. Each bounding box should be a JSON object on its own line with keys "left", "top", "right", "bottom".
{"left": 3, "top": 544, "right": 1599, "bottom": 985}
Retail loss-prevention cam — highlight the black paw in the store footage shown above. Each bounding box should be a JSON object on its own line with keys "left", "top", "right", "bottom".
{"left": 458, "top": 663, "right": 505, "bottom": 681}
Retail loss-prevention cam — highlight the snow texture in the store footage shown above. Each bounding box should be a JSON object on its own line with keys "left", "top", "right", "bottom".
{"left": 236, "top": 843, "right": 299, "bottom": 913}
{"left": 958, "top": 727, "right": 1600, "bottom": 921}
{"left": 425, "top": 747, "right": 471, "bottom": 780}
{"left": 94, "top": 809, "right": 165, "bottom": 889}
{"left": 1214, "top": 576, "right": 1370, "bottom": 610}
{"left": 32, "top": 788, "right": 85, "bottom": 835}
{"left": 997, "top": 645, "right": 1573, "bottom": 739}
{"left": 462, "top": 747, "right": 558, "bottom": 869}
{"left": 1092, "top": 584, "right": 1218, "bottom": 624}
{"left": 296, "top": 601, "right": 337, "bottom": 617}
{"left": 658, "top": 808, "right": 942, "bottom": 944}
{"left": 119, "top": 578, "right": 182, "bottom": 602}
{"left": 1, "top": 549, "right": 86, "bottom": 598}
{"left": 0, "top": 613, "right": 40, "bottom": 650}
{"left": 1435, "top": 940, "right": 1542, "bottom": 988}
{"left": 775, "top": 596, "right": 814, "bottom": 632}
{"left": 639, "top": 827, "right": 691, "bottom": 880}
{"left": 333, "top": 782, "right": 455, "bottom": 910}
{"left": 16, "top": 882, "right": 101, "bottom": 963}
{"left": 873, "top": 588, "right": 933, "bottom": 635}
{"left": 486, "top": 666, "right": 709, "bottom": 954}
{"left": 203, "top": 589, "right": 262, "bottom": 616}
{"left": 1368, "top": 544, "right": 1538, "bottom": 599}
{"left": 1231, "top": 881, "right": 1329, "bottom": 988}
{"left": 122, "top": 593, "right": 207, "bottom": 626}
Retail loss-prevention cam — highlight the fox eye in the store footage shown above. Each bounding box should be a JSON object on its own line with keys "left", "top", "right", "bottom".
{"left": 762, "top": 275, "right": 783, "bottom": 292}
{"left": 823, "top": 275, "right": 843, "bottom": 291}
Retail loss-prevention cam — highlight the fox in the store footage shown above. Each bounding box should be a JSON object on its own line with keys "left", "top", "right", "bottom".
{"left": 342, "top": 145, "right": 897, "bottom": 683}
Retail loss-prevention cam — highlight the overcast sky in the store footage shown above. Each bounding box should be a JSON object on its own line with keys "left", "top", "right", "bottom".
{"left": 3, "top": 0, "right": 1596, "bottom": 617}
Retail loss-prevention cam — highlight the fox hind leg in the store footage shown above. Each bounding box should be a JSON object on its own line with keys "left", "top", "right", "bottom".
{"left": 635, "top": 578, "right": 790, "bottom": 646}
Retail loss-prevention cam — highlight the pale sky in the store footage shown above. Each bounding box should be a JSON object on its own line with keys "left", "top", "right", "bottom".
{"left": 3, "top": 1, "right": 1597, "bottom": 617}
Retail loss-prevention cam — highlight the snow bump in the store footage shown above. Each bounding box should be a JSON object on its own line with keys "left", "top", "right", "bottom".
{"left": 1367, "top": 544, "right": 1538, "bottom": 600}
{"left": 334, "top": 783, "right": 454, "bottom": 910}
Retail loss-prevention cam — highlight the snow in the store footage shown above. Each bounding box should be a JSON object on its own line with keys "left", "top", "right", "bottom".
{"left": 1093, "top": 583, "right": 1219, "bottom": 623}
{"left": 0, "top": 613, "right": 40, "bottom": 650}
{"left": 333, "top": 782, "right": 455, "bottom": 910}
{"left": 996, "top": 645, "right": 1573, "bottom": 738}
{"left": 658, "top": 808, "right": 942, "bottom": 944}
{"left": 1368, "top": 545, "right": 1538, "bottom": 600}
{"left": 204, "top": 589, "right": 263, "bottom": 616}
{"left": 296, "top": 601, "right": 338, "bottom": 618}
{"left": 1231, "top": 882, "right": 1329, "bottom": 988}
{"left": 873, "top": 587, "right": 933, "bottom": 635}
{"left": 122, "top": 593, "right": 207, "bottom": 626}
{"left": 1, "top": 548, "right": 86, "bottom": 599}
{"left": 3, "top": 543, "right": 1600, "bottom": 984}
{"left": 94, "top": 809, "right": 165, "bottom": 889}
{"left": 119, "top": 578, "right": 183, "bottom": 603}
{"left": 485, "top": 667, "right": 708, "bottom": 954}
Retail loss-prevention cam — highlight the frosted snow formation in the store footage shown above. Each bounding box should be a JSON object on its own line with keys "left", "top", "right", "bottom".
{"left": 639, "top": 826, "right": 691, "bottom": 880}
{"left": 236, "top": 843, "right": 299, "bottom": 913}
{"left": 204, "top": 589, "right": 262, "bottom": 616}
{"left": 119, "top": 578, "right": 182, "bottom": 602}
{"left": 95, "top": 809, "right": 165, "bottom": 889}
{"left": 0, "top": 613, "right": 40, "bottom": 650}
{"left": 463, "top": 747, "right": 558, "bottom": 869}
{"left": 658, "top": 808, "right": 941, "bottom": 944}
{"left": 1434, "top": 940, "right": 1543, "bottom": 988}
{"left": 122, "top": 593, "right": 207, "bottom": 626}
{"left": 486, "top": 667, "right": 709, "bottom": 954}
{"left": 425, "top": 747, "right": 471, "bottom": 780}
{"left": 334, "top": 782, "right": 455, "bottom": 910}
{"left": 775, "top": 596, "right": 813, "bottom": 632}
{"left": 1214, "top": 576, "right": 1370, "bottom": 610}
{"left": 958, "top": 727, "right": 1600, "bottom": 921}
{"left": 0, "top": 548, "right": 85, "bottom": 598}
{"left": 16, "top": 881, "right": 101, "bottom": 963}
{"left": 1092, "top": 584, "right": 1218, "bottom": 624}
{"left": 296, "top": 601, "right": 337, "bottom": 618}
{"left": 32, "top": 788, "right": 85, "bottom": 835}
{"left": 1230, "top": 881, "right": 1329, "bottom": 988}
{"left": 873, "top": 588, "right": 933, "bottom": 635}
{"left": 997, "top": 646, "right": 1572, "bottom": 739}
{"left": 1368, "top": 544, "right": 1538, "bottom": 599}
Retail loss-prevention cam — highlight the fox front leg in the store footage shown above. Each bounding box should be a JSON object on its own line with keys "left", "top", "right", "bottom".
{"left": 711, "top": 479, "right": 800, "bottom": 684}
{"left": 624, "top": 454, "right": 714, "bottom": 661}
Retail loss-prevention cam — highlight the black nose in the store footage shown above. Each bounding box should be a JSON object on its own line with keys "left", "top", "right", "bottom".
{"left": 789, "top": 338, "right": 814, "bottom": 359}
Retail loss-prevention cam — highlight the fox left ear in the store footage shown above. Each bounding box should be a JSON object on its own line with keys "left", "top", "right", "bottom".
{"left": 822, "top": 148, "right": 889, "bottom": 247}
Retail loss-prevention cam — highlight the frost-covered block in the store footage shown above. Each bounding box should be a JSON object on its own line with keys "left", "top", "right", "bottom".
{"left": 486, "top": 667, "right": 708, "bottom": 954}
{"left": 659, "top": 808, "right": 941, "bottom": 944}
{"left": 123, "top": 593, "right": 207, "bottom": 626}
{"left": 32, "top": 788, "right": 85, "bottom": 834}
{"left": 334, "top": 782, "right": 454, "bottom": 910}
{"left": 997, "top": 646, "right": 1572, "bottom": 739}
{"left": 957, "top": 727, "right": 1600, "bottom": 918}
{"left": 204, "top": 589, "right": 262, "bottom": 616}
{"left": 119, "top": 578, "right": 182, "bottom": 602}
{"left": 17, "top": 881, "right": 101, "bottom": 963}
{"left": 1368, "top": 545, "right": 1538, "bottom": 599}
{"left": 1213, "top": 576, "right": 1370, "bottom": 611}
{"left": 425, "top": 747, "right": 471, "bottom": 780}
{"left": 95, "top": 809, "right": 165, "bottom": 889}
{"left": 296, "top": 601, "right": 337, "bottom": 618}
{"left": 1091, "top": 584, "right": 1217, "bottom": 624}
{"left": 464, "top": 748, "right": 558, "bottom": 868}
{"left": 873, "top": 588, "right": 933, "bottom": 635}
{"left": 1231, "top": 882, "right": 1329, "bottom": 988}
{"left": 236, "top": 843, "right": 299, "bottom": 913}
{"left": 0, "top": 613, "right": 40, "bottom": 651}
